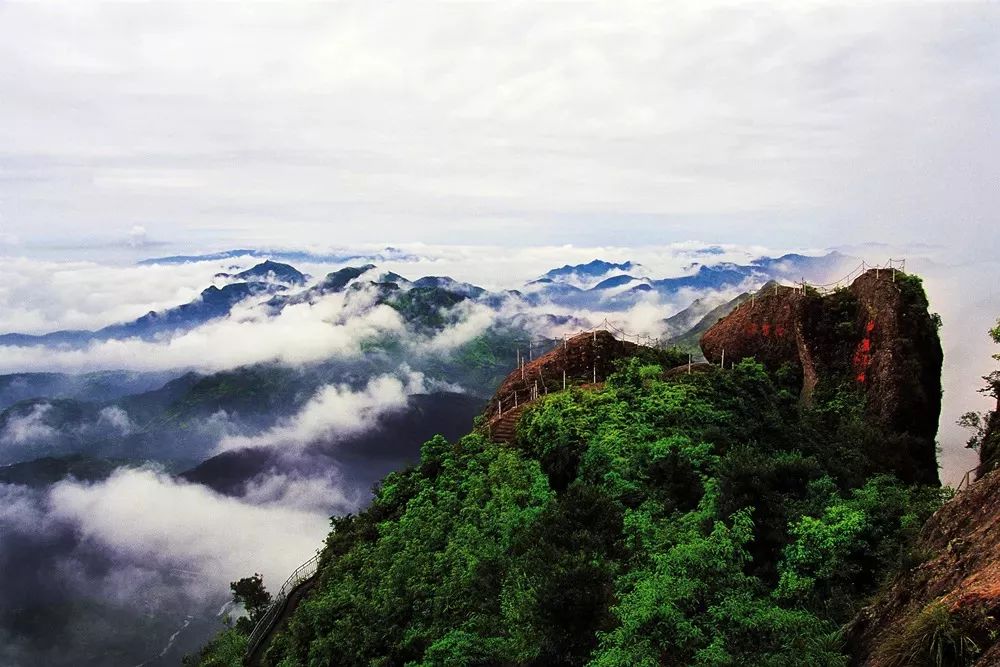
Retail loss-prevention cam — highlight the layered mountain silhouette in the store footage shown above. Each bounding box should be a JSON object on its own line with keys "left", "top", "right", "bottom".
{"left": 216, "top": 259, "right": 307, "bottom": 285}
{"left": 0, "top": 252, "right": 855, "bottom": 349}
{"left": 522, "top": 252, "right": 855, "bottom": 310}
{"left": 0, "top": 281, "right": 284, "bottom": 347}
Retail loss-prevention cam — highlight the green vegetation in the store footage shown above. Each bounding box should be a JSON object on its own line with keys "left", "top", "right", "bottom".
{"left": 231, "top": 573, "right": 274, "bottom": 632}
{"left": 387, "top": 287, "right": 469, "bottom": 331}
{"left": 875, "top": 600, "right": 983, "bottom": 667}
{"left": 0, "top": 454, "right": 128, "bottom": 486}
{"left": 196, "top": 350, "right": 945, "bottom": 666}
{"left": 165, "top": 366, "right": 305, "bottom": 421}
{"left": 187, "top": 628, "right": 248, "bottom": 667}
{"left": 961, "top": 318, "right": 1000, "bottom": 470}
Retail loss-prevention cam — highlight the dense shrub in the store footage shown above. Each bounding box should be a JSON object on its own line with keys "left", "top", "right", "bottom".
{"left": 197, "top": 357, "right": 943, "bottom": 666}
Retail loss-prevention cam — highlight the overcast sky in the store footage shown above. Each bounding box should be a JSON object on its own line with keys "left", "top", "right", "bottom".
{"left": 0, "top": 2, "right": 997, "bottom": 255}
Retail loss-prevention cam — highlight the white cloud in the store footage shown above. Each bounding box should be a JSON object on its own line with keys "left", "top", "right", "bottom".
{"left": 47, "top": 468, "right": 329, "bottom": 594}
{"left": 95, "top": 406, "right": 133, "bottom": 435}
{"left": 239, "top": 472, "right": 358, "bottom": 515}
{"left": 0, "top": 281, "right": 407, "bottom": 373}
{"left": 0, "top": 256, "right": 228, "bottom": 333}
{"left": 0, "top": 4, "right": 995, "bottom": 252}
{"left": 216, "top": 371, "right": 425, "bottom": 453}
{"left": 126, "top": 225, "right": 149, "bottom": 247}
{"left": 0, "top": 403, "right": 57, "bottom": 446}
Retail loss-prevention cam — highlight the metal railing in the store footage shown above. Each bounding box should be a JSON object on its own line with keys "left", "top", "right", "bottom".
{"left": 730, "top": 258, "right": 909, "bottom": 317}
{"left": 245, "top": 552, "right": 321, "bottom": 659}
{"left": 955, "top": 453, "right": 1000, "bottom": 493}
{"left": 488, "top": 326, "right": 646, "bottom": 423}
{"left": 487, "top": 258, "right": 912, "bottom": 425}
{"left": 799, "top": 258, "right": 907, "bottom": 295}
{"left": 955, "top": 465, "right": 978, "bottom": 493}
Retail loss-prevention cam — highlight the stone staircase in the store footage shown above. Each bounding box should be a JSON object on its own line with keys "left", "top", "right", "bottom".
{"left": 487, "top": 404, "right": 529, "bottom": 443}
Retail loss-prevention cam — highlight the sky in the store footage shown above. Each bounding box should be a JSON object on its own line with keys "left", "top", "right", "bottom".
{"left": 1, "top": 6, "right": 998, "bottom": 662}
{"left": 0, "top": 2, "right": 997, "bottom": 255}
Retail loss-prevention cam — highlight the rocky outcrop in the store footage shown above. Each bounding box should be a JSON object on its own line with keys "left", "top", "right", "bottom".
{"left": 848, "top": 469, "right": 1000, "bottom": 665}
{"left": 700, "top": 269, "right": 943, "bottom": 484}
{"left": 977, "top": 399, "right": 1000, "bottom": 479}
{"left": 700, "top": 283, "right": 810, "bottom": 384}
{"left": 483, "top": 331, "right": 643, "bottom": 440}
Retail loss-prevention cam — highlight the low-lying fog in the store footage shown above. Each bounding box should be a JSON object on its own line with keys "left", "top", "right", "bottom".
{"left": 0, "top": 242, "right": 996, "bottom": 665}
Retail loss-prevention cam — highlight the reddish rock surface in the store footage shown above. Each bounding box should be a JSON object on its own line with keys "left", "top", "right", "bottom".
{"left": 700, "top": 284, "right": 815, "bottom": 397}
{"left": 483, "top": 330, "right": 642, "bottom": 441}
{"left": 977, "top": 398, "right": 1000, "bottom": 479}
{"left": 700, "top": 269, "right": 942, "bottom": 484}
{"left": 848, "top": 469, "right": 1000, "bottom": 665}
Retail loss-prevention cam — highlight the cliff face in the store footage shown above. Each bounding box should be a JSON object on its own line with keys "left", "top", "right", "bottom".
{"left": 700, "top": 269, "right": 943, "bottom": 484}
{"left": 977, "top": 399, "right": 1000, "bottom": 479}
{"left": 700, "top": 283, "right": 813, "bottom": 394}
{"left": 848, "top": 469, "right": 1000, "bottom": 666}
{"left": 484, "top": 330, "right": 642, "bottom": 421}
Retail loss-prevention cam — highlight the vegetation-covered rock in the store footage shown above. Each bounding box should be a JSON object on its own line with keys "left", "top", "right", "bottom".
{"left": 700, "top": 270, "right": 943, "bottom": 484}
{"left": 198, "top": 355, "right": 943, "bottom": 666}
{"left": 194, "top": 272, "right": 949, "bottom": 667}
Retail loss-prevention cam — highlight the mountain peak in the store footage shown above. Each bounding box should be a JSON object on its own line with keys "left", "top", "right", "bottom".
{"left": 541, "top": 259, "right": 638, "bottom": 280}
{"left": 233, "top": 260, "right": 306, "bottom": 285}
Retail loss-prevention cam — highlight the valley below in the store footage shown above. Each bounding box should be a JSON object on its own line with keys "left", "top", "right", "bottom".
{"left": 0, "top": 247, "right": 994, "bottom": 666}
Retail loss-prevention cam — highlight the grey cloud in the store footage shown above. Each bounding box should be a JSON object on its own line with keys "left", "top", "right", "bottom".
{"left": 0, "top": 4, "right": 996, "bottom": 251}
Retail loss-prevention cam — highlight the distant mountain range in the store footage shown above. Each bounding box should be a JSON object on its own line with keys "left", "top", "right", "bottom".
{"left": 0, "top": 281, "right": 285, "bottom": 347}
{"left": 139, "top": 246, "right": 420, "bottom": 265}
{"left": 522, "top": 251, "right": 855, "bottom": 310}
{"left": 215, "top": 259, "right": 307, "bottom": 285}
{"left": 0, "top": 252, "right": 856, "bottom": 350}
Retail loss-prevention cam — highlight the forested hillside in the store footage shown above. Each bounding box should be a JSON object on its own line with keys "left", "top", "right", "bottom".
{"left": 194, "top": 276, "right": 948, "bottom": 666}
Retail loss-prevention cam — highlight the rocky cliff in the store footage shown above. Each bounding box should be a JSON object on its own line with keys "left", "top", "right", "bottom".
{"left": 483, "top": 331, "right": 642, "bottom": 426}
{"left": 977, "top": 399, "right": 1000, "bottom": 479}
{"left": 482, "top": 330, "right": 680, "bottom": 442}
{"left": 700, "top": 269, "right": 943, "bottom": 484}
{"left": 847, "top": 468, "right": 1000, "bottom": 666}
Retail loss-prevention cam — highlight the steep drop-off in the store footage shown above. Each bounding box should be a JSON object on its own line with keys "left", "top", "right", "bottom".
{"left": 191, "top": 272, "right": 947, "bottom": 667}
{"left": 700, "top": 270, "right": 942, "bottom": 484}
{"left": 977, "top": 399, "right": 1000, "bottom": 479}
{"left": 848, "top": 467, "right": 1000, "bottom": 666}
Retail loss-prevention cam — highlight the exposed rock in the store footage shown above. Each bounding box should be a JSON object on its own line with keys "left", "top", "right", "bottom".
{"left": 666, "top": 289, "right": 756, "bottom": 354}
{"left": 847, "top": 469, "right": 1000, "bottom": 665}
{"left": 700, "top": 283, "right": 807, "bottom": 379}
{"left": 700, "top": 269, "right": 942, "bottom": 484}
{"left": 483, "top": 331, "right": 643, "bottom": 440}
{"left": 977, "top": 399, "right": 1000, "bottom": 479}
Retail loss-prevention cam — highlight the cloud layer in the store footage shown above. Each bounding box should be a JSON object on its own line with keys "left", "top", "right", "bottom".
{"left": 217, "top": 371, "right": 426, "bottom": 453}
{"left": 0, "top": 4, "right": 996, "bottom": 252}
{"left": 0, "top": 468, "right": 332, "bottom": 666}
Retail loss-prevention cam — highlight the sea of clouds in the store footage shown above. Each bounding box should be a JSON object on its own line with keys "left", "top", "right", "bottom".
{"left": 0, "top": 242, "right": 996, "bottom": 665}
